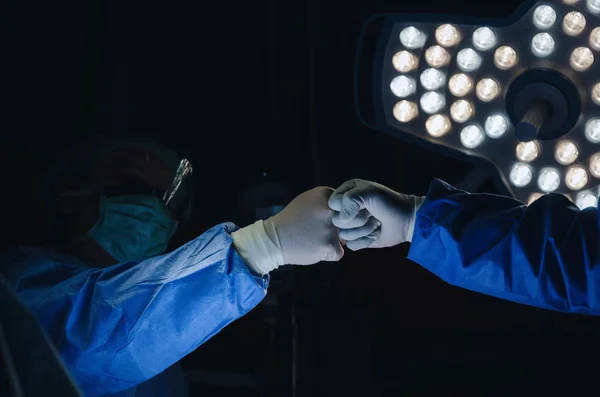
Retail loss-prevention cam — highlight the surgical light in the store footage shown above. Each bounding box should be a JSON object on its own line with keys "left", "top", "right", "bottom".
{"left": 494, "top": 45, "right": 518, "bottom": 70}
{"left": 570, "top": 46, "right": 594, "bottom": 71}
{"left": 531, "top": 32, "right": 556, "bottom": 56}
{"left": 425, "top": 45, "right": 450, "bottom": 67}
{"left": 472, "top": 27, "right": 497, "bottom": 50}
{"left": 516, "top": 141, "right": 540, "bottom": 162}
{"left": 565, "top": 165, "right": 589, "bottom": 189}
{"left": 563, "top": 11, "right": 586, "bottom": 35}
{"left": 450, "top": 100, "right": 474, "bottom": 123}
{"left": 576, "top": 190, "right": 598, "bottom": 208}
{"left": 476, "top": 78, "right": 500, "bottom": 102}
{"left": 593, "top": 83, "right": 600, "bottom": 104}
{"left": 555, "top": 140, "right": 579, "bottom": 164}
{"left": 538, "top": 168, "right": 561, "bottom": 192}
{"left": 392, "top": 50, "right": 419, "bottom": 72}
{"left": 590, "top": 26, "right": 600, "bottom": 49}
{"left": 461, "top": 125, "right": 485, "bottom": 148}
{"left": 510, "top": 162, "right": 534, "bottom": 187}
{"left": 485, "top": 114, "right": 509, "bottom": 138}
{"left": 393, "top": 100, "right": 419, "bottom": 122}
{"left": 457, "top": 48, "right": 483, "bottom": 71}
{"left": 534, "top": 5, "right": 558, "bottom": 28}
{"left": 426, "top": 114, "right": 451, "bottom": 137}
{"left": 420, "top": 68, "right": 446, "bottom": 90}
{"left": 590, "top": 152, "right": 600, "bottom": 177}
{"left": 390, "top": 75, "right": 417, "bottom": 97}
{"left": 448, "top": 73, "right": 473, "bottom": 97}
{"left": 361, "top": 0, "right": 600, "bottom": 209}
{"left": 420, "top": 91, "right": 446, "bottom": 114}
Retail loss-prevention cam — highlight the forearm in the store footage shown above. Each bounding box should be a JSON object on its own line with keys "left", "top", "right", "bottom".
{"left": 231, "top": 219, "right": 284, "bottom": 276}
{"left": 408, "top": 179, "right": 600, "bottom": 314}
{"left": 13, "top": 224, "right": 269, "bottom": 396}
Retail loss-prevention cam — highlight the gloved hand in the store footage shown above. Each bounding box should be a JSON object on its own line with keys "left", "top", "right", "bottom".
{"left": 233, "top": 187, "right": 344, "bottom": 276}
{"left": 328, "top": 179, "right": 424, "bottom": 251}
{"left": 266, "top": 187, "right": 345, "bottom": 265}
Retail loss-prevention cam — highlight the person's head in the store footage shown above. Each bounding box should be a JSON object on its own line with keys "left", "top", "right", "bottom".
{"left": 40, "top": 136, "right": 194, "bottom": 267}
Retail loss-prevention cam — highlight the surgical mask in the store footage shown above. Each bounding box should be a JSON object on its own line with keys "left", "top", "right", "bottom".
{"left": 87, "top": 195, "right": 179, "bottom": 263}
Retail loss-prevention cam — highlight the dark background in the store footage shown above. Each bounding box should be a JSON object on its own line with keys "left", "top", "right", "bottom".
{"left": 1, "top": 0, "right": 600, "bottom": 396}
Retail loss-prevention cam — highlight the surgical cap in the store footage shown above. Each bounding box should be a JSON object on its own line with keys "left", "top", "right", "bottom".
{"left": 39, "top": 135, "right": 184, "bottom": 210}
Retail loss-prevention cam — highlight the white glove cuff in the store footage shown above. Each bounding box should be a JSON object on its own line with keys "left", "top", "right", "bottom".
{"left": 407, "top": 196, "right": 425, "bottom": 243}
{"left": 232, "top": 220, "right": 285, "bottom": 276}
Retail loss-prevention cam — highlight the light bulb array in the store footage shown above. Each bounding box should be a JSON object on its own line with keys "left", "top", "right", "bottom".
{"left": 381, "top": 0, "right": 600, "bottom": 209}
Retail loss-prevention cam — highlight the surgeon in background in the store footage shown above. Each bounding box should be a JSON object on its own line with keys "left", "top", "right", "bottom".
{"left": 329, "top": 178, "right": 600, "bottom": 315}
{"left": 0, "top": 136, "right": 344, "bottom": 397}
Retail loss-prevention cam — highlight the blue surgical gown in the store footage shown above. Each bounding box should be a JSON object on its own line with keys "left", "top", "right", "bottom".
{"left": 409, "top": 179, "right": 600, "bottom": 314}
{"left": 0, "top": 223, "right": 269, "bottom": 396}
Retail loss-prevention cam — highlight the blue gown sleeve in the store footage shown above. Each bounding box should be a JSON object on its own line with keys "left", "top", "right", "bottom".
{"left": 407, "top": 179, "right": 600, "bottom": 315}
{"left": 0, "top": 223, "right": 269, "bottom": 396}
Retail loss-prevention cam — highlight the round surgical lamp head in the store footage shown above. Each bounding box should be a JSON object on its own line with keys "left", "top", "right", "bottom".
{"left": 373, "top": 0, "right": 600, "bottom": 209}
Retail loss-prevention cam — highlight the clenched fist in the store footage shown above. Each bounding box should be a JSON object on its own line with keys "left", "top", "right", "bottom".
{"left": 328, "top": 179, "right": 424, "bottom": 251}
{"left": 266, "top": 187, "right": 345, "bottom": 265}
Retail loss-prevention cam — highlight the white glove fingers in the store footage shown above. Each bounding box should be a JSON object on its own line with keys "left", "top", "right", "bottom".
{"left": 332, "top": 209, "right": 371, "bottom": 228}
{"left": 339, "top": 217, "right": 381, "bottom": 241}
{"left": 337, "top": 194, "right": 367, "bottom": 223}
{"left": 346, "top": 232, "right": 380, "bottom": 251}
{"left": 328, "top": 179, "right": 359, "bottom": 211}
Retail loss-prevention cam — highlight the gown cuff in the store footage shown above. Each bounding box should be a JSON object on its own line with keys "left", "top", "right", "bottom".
{"left": 231, "top": 220, "right": 284, "bottom": 276}
{"left": 407, "top": 196, "right": 425, "bottom": 243}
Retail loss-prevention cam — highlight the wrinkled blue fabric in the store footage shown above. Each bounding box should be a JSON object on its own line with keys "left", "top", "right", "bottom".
{"left": 0, "top": 223, "right": 269, "bottom": 396}
{"left": 408, "top": 179, "right": 600, "bottom": 314}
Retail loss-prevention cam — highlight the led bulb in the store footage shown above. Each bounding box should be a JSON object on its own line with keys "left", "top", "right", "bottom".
{"left": 590, "top": 27, "right": 600, "bottom": 50}
{"left": 589, "top": 0, "right": 600, "bottom": 13}
{"left": 426, "top": 114, "right": 451, "bottom": 137}
{"left": 392, "top": 51, "right": 419, "bottom": 73}
{"left": 531, "top": 33, "right": 555, "bottom": 57}
{"left": 400, "top": 26, "right": 427, "bottom": 49}
{"left": 563, "top": 0, "right": 579, "bottom": 4}
{"left": 420, "top": 92, "right": 446, "bottom": 114}
{"left": 570, "top": 47, "right": 594, "bottom": 71}
{"left": 576, "top": 191, "right": 597, "bottom": 209}
{"left": 586, "top": 119, "right": 600, "bottom": 142}
{"left": 538, "top": 168, "right": 561, "bottom": 192}
{"left": 565, "top": 166, "right": 589, "bottom": 190}
{"left": 457, "top": 48, "right": 482, "bottom": 72}
{"left": 450, "top": 100, "right": 474, "bottom": 123}
{"left": 476, "top": 78, "right": 500, "bottom": 102}
{"left": 533, "top": 5, "right": 557, "bottom": 29}
{"left": 435, "top": 24, "right": 460, "bottom": 47}
{"left": 485, "top": 114, "right": 508, "bottom": 138}
{"left": 420, "top": 68, "right": 446, "bottom": 90}
{"left": 555, "top": 140, "right": 579, "bottom": 165}
{"left": 494, "top": 46, "right": 518, "bottom": 70}
{"left": 528, "top": 193, "right": 544, "bottom": 205}
{"left": 472, "top": 27, "right": 497, "bottom": 51}
{"left": 460, "top": 125, "right": 485, "bottom": 149}
{"left": 516, "top": 141, "right": 539, "bottom": 162}
{"left": 510, "top": 162, "right": 534, "bottom": 187}
{"left": 390, "top": 76, "right": 417, "bottom": 98}
{"left": 563, "top": 12, "right": 586, "bottom": 36}
{"left": 425, "top": 45, "right": 450, "bottom": 67}
{"left": 590, "top": 153, "right": 600, "bottom": 177}
{"left": 449, "top": 73, "right": 473, "bottom": 97}
{"left": 393, "top": 100, "right": 419, "bottom": 123}
{"left": 592, "top": 83, "right": 600, "bottom": 105}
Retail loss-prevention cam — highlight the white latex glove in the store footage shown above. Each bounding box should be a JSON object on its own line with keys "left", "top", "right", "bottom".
{"left": 328, "top": 179, "right": 424, "bottom": 251}
{"left": 233, "top": 187, "right": 344, "bottom": 275}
